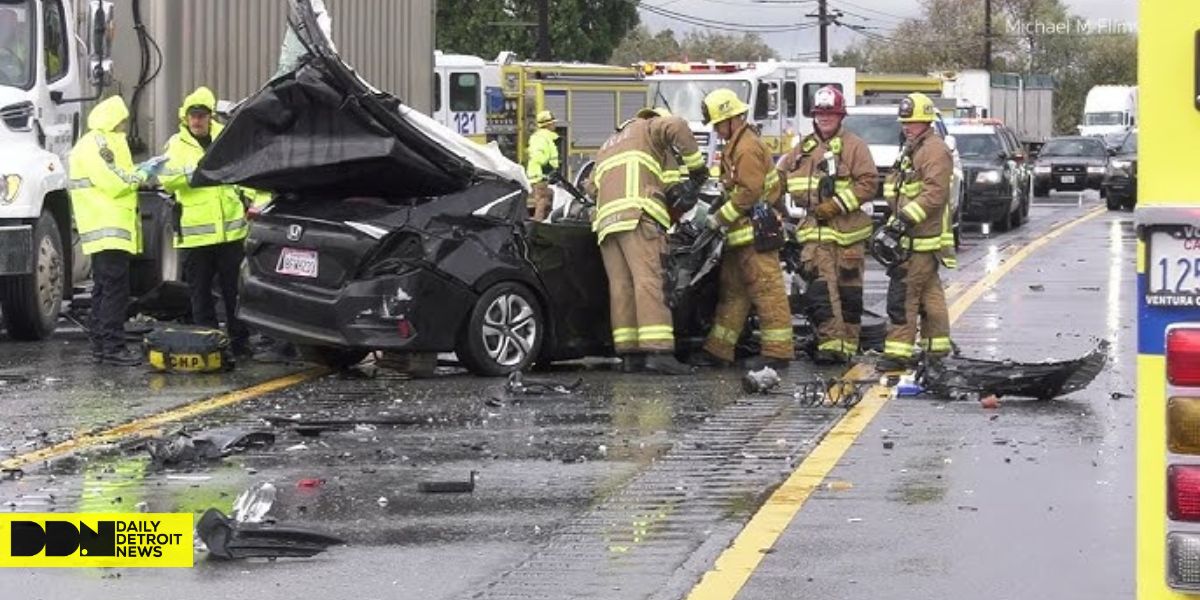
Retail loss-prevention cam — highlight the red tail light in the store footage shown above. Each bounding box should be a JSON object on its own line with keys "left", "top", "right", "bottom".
{"left": 1168, "top": 328, "right": 1200, "bottom": 386}
{"left": 397, "top": 319, "right": 413, "bottom": 339}
{"left": 1169, "top": 465, "right": 1200, "bottom": 521}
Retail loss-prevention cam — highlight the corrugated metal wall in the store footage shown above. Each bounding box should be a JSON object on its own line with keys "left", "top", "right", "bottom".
{"left": 91, "top": 0, "right": 433, "bottom": 154}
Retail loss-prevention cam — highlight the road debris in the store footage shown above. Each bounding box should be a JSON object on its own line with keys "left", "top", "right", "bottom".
{"left": 232, "top": 483, "right": 277, "bottom": 524}
{"left": 418, "top": 471, "right": 477, "bottom": 494}
{"left": 506, "top": 371, "right": 582, "bottom": 395}
{"left": 197, "top": 508, "right": 344, "bottom": 560}
{"left": 918, "top": 339, "right": 1108, "bottom": 399}
{"left": 742, "top": 366, "right": 781, "bottom": 394}
{"left": 142, "top": 429, "right": 275, "bottom": 466}
{"left": 1029, "top": 284, "right": 1045, "bottom": 292}
{"left": 980, "top": 395, "right": 1001, "bottom": 409}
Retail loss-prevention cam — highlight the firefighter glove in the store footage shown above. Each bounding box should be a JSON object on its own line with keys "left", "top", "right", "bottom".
{"left": 884, "top": 218, "right": 907, "bottom": 238}
{"left": 688, "top": 167, "right": 708, "bottom": 186}
{"left": 666, "top": 180, "right": 701, "bottom": 211}
{"left": 545, "top": 170, "right": 563, "bottom": 185}
{"left": 812, "top": 200, "right": 841, "bottom": 221}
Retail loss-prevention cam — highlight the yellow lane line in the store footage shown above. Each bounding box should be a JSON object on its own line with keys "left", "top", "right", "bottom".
{"left": 1, "top": 368, "right": 328, "bottom": 470}
{"left": 685, "top": 205, "right": 1107, "bottom": 600}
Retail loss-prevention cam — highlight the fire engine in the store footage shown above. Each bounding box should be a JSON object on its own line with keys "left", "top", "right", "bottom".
{"left": 434, "top": 52, "right": 647, "bottom": 183}
{"left": 1136, "top": 2, "right": 1200, "bottom": 597}
{"left": 642, "top": 60, "right": 856, "bottom": 170}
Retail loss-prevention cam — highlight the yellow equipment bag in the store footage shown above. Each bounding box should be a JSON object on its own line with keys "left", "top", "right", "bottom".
{"left": 144, "top": 326, "right": 232, "bottom": 373}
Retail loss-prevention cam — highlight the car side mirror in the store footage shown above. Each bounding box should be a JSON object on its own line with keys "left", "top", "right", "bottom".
{"left": 1107, "top": 147, "right": 1117, "bottom": 156}
{"left": 86, "top": 1, "right": 116, "bottom": 87}
{"left": 944, "top": 134, "right": 957, "bottom": 153}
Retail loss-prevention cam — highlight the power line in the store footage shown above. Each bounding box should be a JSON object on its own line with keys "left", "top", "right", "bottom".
{"left": 829, "top": 0, "right": 910, "bottom": 22}
{"left": 639, "top": 2, "right": 821, "bottom": 32}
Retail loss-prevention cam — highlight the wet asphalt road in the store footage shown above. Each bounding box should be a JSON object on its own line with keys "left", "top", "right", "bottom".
{"left": 0, "top": 192, "right": 1128, "bottom": 600}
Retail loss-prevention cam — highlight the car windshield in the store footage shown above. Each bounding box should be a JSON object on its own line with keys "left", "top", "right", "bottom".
{"left": 842, "top": 113, "right": 902, "bottom": 146}
{"left": 0, "top": 0, "right": 34, "bottom": 90}
{"left": 1085, "top": 111, "right": 1125, "bottom": 126}
{"left": 1119, "top": 132, "right": 1137, "bottom": 153}
{"left": 649, "top": 80, "right": 752, "bottom": 123}
{"left": 951, "top": 133, "right": 1004, "bottom": 158}
{"left": 1039, "top": 139, "right": 1107, "bottom": 158}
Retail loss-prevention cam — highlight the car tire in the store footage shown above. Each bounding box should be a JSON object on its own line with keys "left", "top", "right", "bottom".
{"left": 1, "top": 211, "right": 64, "bottom": 340}
{"left": 298, "top": 345, "right": 369, "bottom": 370}
{"left": 1034, "top": 184, "right": 1049, "bottom": 197}
{"left": 457, "top": 282, "right": 544, "bottom": 377}
{"left": 1106, "top": 195, "right": 1122, "bottom": 211}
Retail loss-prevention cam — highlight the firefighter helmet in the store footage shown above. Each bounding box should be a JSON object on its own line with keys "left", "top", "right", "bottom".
{"left": 536, "top": 110, "right": 557, "bottom": 127}
{"left": 701, "top": 89, "right": 749, "bottom": 126}
{"left": 812, "top": 85, "right": 846, "bottom": 116}
{"left": 897, "top": 93, "right": 937, "bottom": 123}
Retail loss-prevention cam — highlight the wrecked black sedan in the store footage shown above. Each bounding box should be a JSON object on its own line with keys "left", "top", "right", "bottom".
{"left": 193, "top": 0, "right": 744, "bottom": 375}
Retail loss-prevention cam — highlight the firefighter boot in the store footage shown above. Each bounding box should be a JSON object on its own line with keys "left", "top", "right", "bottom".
{"left": 619, "top": 354, "right": 646, "bottom": 373}
{"left": 644, "top": 353, "right": 695, "bottom": 375}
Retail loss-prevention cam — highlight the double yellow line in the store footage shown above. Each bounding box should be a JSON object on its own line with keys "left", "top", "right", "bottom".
{"left": 0, "top": 368, "right": 327, "bottom": 471}
{"left": 685, "top": 205, "right": 1106, "bottom": 600}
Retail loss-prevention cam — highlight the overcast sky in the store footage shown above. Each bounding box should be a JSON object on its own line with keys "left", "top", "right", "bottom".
{"left": 639, "top": 0, "right": 1138, "bottom": 60}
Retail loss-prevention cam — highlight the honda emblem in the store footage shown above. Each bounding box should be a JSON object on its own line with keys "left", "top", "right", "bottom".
{"left": 286, "top": 224, "right": 303, "bottom": 242}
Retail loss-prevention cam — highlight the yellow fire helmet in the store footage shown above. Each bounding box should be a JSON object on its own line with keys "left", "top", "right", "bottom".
{"left": 536, "top": 110, "right": 556, "bottom": 127}
{"left": 897, "top": 92, "right": 937, "bottom": 123}
{"left": 701, "top": 88, "right": 749, "bottom": 126}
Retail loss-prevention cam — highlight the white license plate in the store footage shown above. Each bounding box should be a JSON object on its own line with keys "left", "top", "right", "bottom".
{"left": 275, "top": 247, "right": 319, "bottom": 278}
{"left": 1060, "top": 175, "right": 1076, "bottom": 183}
{"left": 1147, "top": 230, "right": 1200, "bottom": 306}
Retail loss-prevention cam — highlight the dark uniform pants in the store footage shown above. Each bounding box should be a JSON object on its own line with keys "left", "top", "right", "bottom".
{"left": 531, "top": 183, "right": 553, "bottom": 221}
{"left": 802, "top": 241, "right": 865, "bottom": 357}
{"left": 184, "top": 240, "right": 249, "bottom": 350}
{"left": 703, "top": 245, "right": 794, "bottom": 362}
{"left": 884, "top": 252, "right": 951, "bottom": 360}
{"left": 90, "top": 249, "right": 132, "bottom": 354}
{"left": 599, "top": 219, "right": 674, "bottom": 354}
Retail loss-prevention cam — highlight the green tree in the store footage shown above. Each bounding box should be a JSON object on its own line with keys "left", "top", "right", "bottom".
{"left": 437, "top": 0, "right": 639, "bottom": 63}
{"left": 608, "top": 25, "right": 682, "bottom": 65}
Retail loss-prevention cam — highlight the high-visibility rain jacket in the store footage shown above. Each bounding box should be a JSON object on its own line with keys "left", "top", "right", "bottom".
{"left": 525, "top": 128, "right": 560, "bottom": 184}
{"left": 777, "top": 128, "right": 877, "bottom": 246}
{"left": 591, "top": 115, "right": 704, "bottom": 243}
{"left": 67, "top": 96, "right": 146, "bottom": 256}
{"left": 714, "top": 123, "right": 781, "bottom": 247}
{"left": 159, "top": 87, "right": 255, "bottom": 249}
{"left": 883, "top": 127, "right": 956, "bottom": 268}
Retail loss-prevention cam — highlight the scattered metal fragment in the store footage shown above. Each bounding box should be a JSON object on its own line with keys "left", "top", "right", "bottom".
{"left": 418, "top": 471, "right": 477, "bottom": 494}
{"left": 1029, "top": 284, "right": 1046, "bottom": 292}
{"left": 505, "top": 372, "right": 582, "bottom": 396}
{"left": 918, "top": 340, "right": 1109, "bottom": 400}
{"left": 232, "top": 483, "right": 277, "bottom": 524}
{"left": 143, "top": 429, "right": 275, "bottom": 466}
{"left": 197, "top": 508, "right": 344, "bottom": 560}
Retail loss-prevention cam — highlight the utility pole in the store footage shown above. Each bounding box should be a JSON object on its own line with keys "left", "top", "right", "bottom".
{"left": 818, "top": 0, "right": 829, "bottom": 62}
{"left": 984, "top": 0, "right": 993, "bottom": 72}
{"left": 536, "top": 0, "right": 551, "bottom": 61}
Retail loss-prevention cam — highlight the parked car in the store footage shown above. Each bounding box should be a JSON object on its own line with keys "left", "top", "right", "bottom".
{"left": 1102, "top": 129, "right": 1137, "bottom": 211}
{"left": 191, "top": 2, "right": 823, "bottom": 375}
{"left": 945, "top": 119, "right": 1030, "bottom": 231}
{"left": 841, "top": 104, "right": 963, "bottom": 246}
{"left": 1031, "top": 136, "right": 1109, "bottom": 196}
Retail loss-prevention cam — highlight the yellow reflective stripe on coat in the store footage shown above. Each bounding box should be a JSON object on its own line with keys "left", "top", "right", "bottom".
{"left": 726, "top": 225, "right": 754, "bottom": 247}
{"left": 884, "top": 340, "right": 914, "bottom": 358}
{"left": 901, "top": 202, "right": 927, "bottom": 224}
{"left": 681, "top": 150, "right": 704, "bottom": 171}
{"left": 764, "top": 170, "right": 780, "bottom": 191}
{"left": 787, "top": 177, "right": 820, "bottom": 192}
{"left": 836, "top": 187, "right": 859, "bottom": 212}
{"left": 795, "top": 225, "right": 873, "bottom": 246}
{"left": 594, "top": 150, "right": 665, "bottom": 182}
{"left": 719, "top": 200, "right": 742, "bottom": 223}
{"left": 901, "top": 235, "right": 942, "bottom": 252}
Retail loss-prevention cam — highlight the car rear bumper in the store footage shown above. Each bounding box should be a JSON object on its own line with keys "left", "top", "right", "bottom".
{"left": 238, "top": 265, "right": 476, "bottom": 351}
{"left": 1103, "top": 175, "right": 1136, "bottom": 199}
